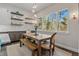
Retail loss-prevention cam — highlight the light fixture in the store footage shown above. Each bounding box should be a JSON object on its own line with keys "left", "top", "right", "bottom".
{"left": 32, "top": 9, "right": 35, "bottom": 13}
{"left": 32, "top": 3, "right": 37, "bottom": 9}
{"left": 34, "top": 14, "right": 37, "bottom": 17}
{"left": 32, "top": 3, "right": 38, "bottom": 18}
{"left": 72, "top": 13, "right": 77, "bottom": 20}
{"left": 71, "top": 12, "right": 78, "bottom": 23}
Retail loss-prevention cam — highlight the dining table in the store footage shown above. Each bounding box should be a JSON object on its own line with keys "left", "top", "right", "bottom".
{"left": 23, "top": 32, "right": 51, "bottom": 56}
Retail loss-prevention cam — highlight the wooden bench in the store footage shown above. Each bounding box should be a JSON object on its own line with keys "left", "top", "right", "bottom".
{"left": 20, "top": 38, "right": 38, "bottom": 56}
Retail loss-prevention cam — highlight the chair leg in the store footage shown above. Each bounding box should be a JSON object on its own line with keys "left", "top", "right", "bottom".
{"left": 32, "top": 50, "right": 35, "bottom": 56}
{"left": 52, "top": 48, "right": 55, "bottom": 56}
{"left": 41, "top": 48, "right": 46, "bottom": 56}
{"left": 23, "top": 43, "right": 24, "bottom": 45}
{"left": 20, "top": 41, "right": 22, "bottom": 47}
{"left": 49, "top": 50, "right": 51, "bottom": 56}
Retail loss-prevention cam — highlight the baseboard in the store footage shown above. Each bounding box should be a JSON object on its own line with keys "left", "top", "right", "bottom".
{"left": 55, "top": 43, "right": 79, "bottom": 53}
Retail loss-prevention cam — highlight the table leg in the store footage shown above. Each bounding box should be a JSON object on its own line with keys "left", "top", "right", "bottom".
{"left": 37, "top": 41, "right": 41, "bottom": 56}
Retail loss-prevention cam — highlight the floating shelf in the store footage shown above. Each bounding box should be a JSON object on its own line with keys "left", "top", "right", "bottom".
{"left": 11, "top": 18, "right": 23, "bottom": 21}
{"left": 11, "top": 22, "right": 23, "bottom": 26}
{"left": 24, "top": 22, "right": 34, "bottom": 24}
{"left": 11, "top": 12, "right": 23, "bottom": 16}
{"left": 10, "top": 11, "right": 24, "bottom": 26}
{"left": 25, "top": 17, "right": 34, "bottom": 20}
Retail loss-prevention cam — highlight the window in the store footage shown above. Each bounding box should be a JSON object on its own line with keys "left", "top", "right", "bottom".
{"left": 38, "top": 8, "right": 69, "bottom": 32}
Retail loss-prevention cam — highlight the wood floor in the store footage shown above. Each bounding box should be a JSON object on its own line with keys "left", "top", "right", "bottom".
{"left": 6, "top": 43, "right": 72, "bottom": 56}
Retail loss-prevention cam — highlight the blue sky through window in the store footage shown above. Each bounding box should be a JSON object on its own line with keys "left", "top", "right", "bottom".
{"left": 59, "top": 9, "right": 69, "bottom": 19}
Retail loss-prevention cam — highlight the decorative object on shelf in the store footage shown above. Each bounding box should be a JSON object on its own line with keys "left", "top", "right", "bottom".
{"left": 24, "top": 19, "right": 37, "bottom": 24}
{"left": 10, "top": 11, "right": 24, "bottom": 26}
{"left": 25, "top": 17, "right": 36, "bottom": 24}
{"left": 25, "top": 17, "right": 34, "bottom": 20}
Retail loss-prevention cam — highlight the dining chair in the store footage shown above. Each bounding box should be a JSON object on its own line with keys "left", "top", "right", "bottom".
{"left": 41, "top": 33, "right": 56, "bottom": 56}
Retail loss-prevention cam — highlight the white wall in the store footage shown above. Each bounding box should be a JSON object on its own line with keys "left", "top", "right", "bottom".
{"left": 0, "top": 8, "right": 11, "bottom": 25}
{"left": 0, "top": 4, "right": 34, "bottom": 32}
{"left": 37, "top": 3, "right": 79, "bottom": 52}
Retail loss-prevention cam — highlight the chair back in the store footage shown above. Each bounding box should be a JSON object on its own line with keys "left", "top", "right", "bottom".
{"left": 50, "top": 33, "right": 56, "bottom": 49}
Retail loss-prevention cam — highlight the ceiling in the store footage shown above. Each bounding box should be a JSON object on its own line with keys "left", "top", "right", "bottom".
{"left": 10, "top": 3, "right": 53, "bottom": 14}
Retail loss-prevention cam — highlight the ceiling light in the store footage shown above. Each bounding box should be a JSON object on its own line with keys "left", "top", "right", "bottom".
{"left": 32, "top": 4, "right": 37, "bottom": 9}
{"left": 34, "top": 14, "right": 37, "bottom": 17}
{"left": 32, "top": 10, "right": 35, "bottom": 13}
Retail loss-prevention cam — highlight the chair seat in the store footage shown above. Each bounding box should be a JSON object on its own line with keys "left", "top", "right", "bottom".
{"left": 41, "top": 43, "right": 54, "bottom": 50}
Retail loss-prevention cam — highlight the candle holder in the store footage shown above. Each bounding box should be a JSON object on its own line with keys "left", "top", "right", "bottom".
{"left": 34, "top": 25, "right": 38, "bottom": 36}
